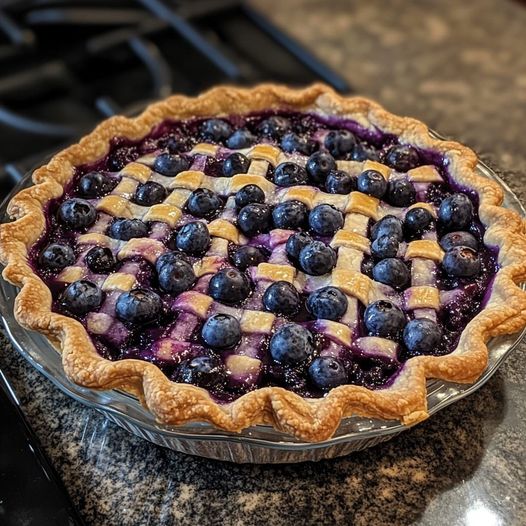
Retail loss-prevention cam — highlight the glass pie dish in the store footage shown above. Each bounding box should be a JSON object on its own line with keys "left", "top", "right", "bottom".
{"left": 1, "top": 142, "right": 524, "bottom": 464}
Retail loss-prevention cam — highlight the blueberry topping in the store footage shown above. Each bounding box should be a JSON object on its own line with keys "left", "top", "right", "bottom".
{"left": 281, "top": 132, "right": 316, "bottom": 155}
{"left": 175, "top": 221, "right": 210, "bottom": 256}
{"left": 272, "top": 200, "right": 308, "bottom": 230}
{"left": 309, "top": 356, "right": 347, "bottom": 390}
{"left": 78, "top": 171, "right": 116, "bottom": 198}
{"left": 263, "top": 281, "right": 301, "bottom": 316}
{"left": 440, "top": 231, "right": 478, "bottom": 251}
{"left": 286, "top": 232, "right": 312, "bottom": 261}
{"left": 306, "top": 286, "right": 348, "bottom": 321}
{"left": 153, "top": 153, "right": 190, "bottom": 176}
{"left": 61, "top": 280, "right": 103, "bottom": 316}
{"left": 231, "top": 245, "right": 267, "bottom": 271}
{"left": 361, "top": 257, "right": 375, "bottom": 278}
{"left": 165, "top": 136, "right": 187, "bottom": 153}
{"left": 201, "top": 314, "right": 241, "bottom": 349}
{"left": 370, "top": 215, "right": 404, "bottom": 241}
{"left": 404, "top": 207, "right": 434, "bottom": 235}
{"left": 299, "top": 241, "right": 337, "bottom": 276}
{"left": 107, "top": 148, "right": 135, "bottom": 171}
{"left": 108, "top": 218, "right": 148, "bottom": 240}
{"left": 177, "top": 355, "right": 226, "bottom": 388}
{"left": 385, "top": 179, "right": 416, "bottom": 207}
{"left": 186, "top": 188, "right": 222, "bottom": 219}
{"left": 324, "top": 130, "right": 356, "bottom": 158}
{"left": 403, "top": 318, "right": 442, "bottom": 354}
{"left": 237, "top": 203, "right": 272, "bottom": 237}
{"left": 384, "top": 144, "right": 420, "bottom": 172}
{"left": 325, "top": 170, "right": 356, "bottom": 194}
{"left": 308, "top": 204, "right": 344, "bottom": 236}
{"left": 208, "top": 268, "right": 251, "bottom": 305}
{"left": 442, "top": 246, "right": 480, "bottom": 277}
{"left": 115, "top": 288, "right": 162, "bottom": 325}
{"left": 157, "top": 256, "right": 195, "bottom": 295}
{"left": 235, "top": 184, "right": 265, "bottom": 208}
{"left": 39, "top": 243, "right": 75, "bottom": 271}
{"left": 371, "top": 235, "right": 399, "bottom": 259}
{"left": 223, "top": 152, "right": 250, "bottom": 177}
{"left": 364, "top": 300, "right": 406, "bottom": 339}
{"left": 438, "top": 193, "right": 474, "bottom": 231}
{"left": 85, "top": 246, "right": 116, "bottom": 274}
{"left": 226, "top": 128, "right": 257, "bottom": 149}
{"left": 257, "top": 116, "right": 290, "bottom": 139}
{"left": 372, "top": 258, "right": 410, "bottom": 290}
{"left": 350, "top": 142, "right": 379, "bottom": 162}
{"left": 133, "top": 181, "right": 167, "bottom": 206}
{"left": 274, "top": 162, "right": 308, "bottom": 187}
{"left": 306, "top": 151, "right": 337, "bottom": 184}
{"left": 269, "top": 323, "right": 314, "bottom": 365}
{"left": 200, "top": 119, "right": 233, "bottom": 143}
{"left": 357, "top": 170, "right": 387, "bottom": 198}
{"left": 58, "top": 198, "right": 97, "bottom": 230}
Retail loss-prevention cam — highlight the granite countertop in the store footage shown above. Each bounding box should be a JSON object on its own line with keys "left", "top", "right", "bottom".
{"left": 1, "top": 0, "right": 526, "bottom": 524}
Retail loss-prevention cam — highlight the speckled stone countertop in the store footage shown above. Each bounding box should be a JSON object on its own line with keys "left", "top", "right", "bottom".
{"left": 1, "top": 0, "right": 526, "bottom": 525}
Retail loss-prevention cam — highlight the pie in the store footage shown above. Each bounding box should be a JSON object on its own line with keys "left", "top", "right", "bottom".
{"left": 1, "top": 84, "right": 525, "bottom": 442}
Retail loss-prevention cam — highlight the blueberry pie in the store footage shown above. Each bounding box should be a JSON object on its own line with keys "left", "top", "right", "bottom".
{"left": 2, "top": 84, "right": 526, "bottom": 441}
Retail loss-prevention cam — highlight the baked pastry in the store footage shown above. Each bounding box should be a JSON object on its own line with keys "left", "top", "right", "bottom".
{"left": 2, "top": 84, "right": 526, "bottom": 442}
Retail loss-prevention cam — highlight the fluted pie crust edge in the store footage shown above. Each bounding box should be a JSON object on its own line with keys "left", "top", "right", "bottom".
{"left": 1, "top": 84, "right": 526, "bottom": 442}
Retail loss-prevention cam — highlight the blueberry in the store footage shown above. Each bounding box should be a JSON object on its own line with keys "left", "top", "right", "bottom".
{"left": 371, "top": 235, "right": 399, "bottom": 259}
{"left": 286, "top": 232, "right": 312, "bottom": 261}
{"left": 61, "top": 280, "right": 103, "bottom": 315}
{"left": 308, "top": 356, "right": 347, "bottom": 390}
{"left": 85, "top": 246, "right": 116, "bottom": 274}
{"left": 357, "top": 170, "right": 387, "bottom": 198}
{"left": 208, "top": 268, "right": 251, "bottom": 304}
{"left": 39, "top": 243, "right": 75, "bottom": 271}
{"left": 269, "top": 323, "right": 314, "bottom": 365}
{"left": 153, "top": 153, "right": 190, "bottom": 176}
{"left": 438, "top": 193, "right": 474, "bottom": 231}
{"left": 133, "top": 181, "right": 167, "bottom": 206}
{"left": 108, "top": 218, "right": 148, "bottom": 240}
{"left": 107, "top": 148, "right": 135, "bottom": 171}
{"left": 325, "top": 170, "right": 356, "bottom": 194}
{"left": 384, "top": 145, "right": 420, "bottom": 172}
{"left": 364, "top": 300, "right": 406, "bottom": 339}
{"left": 157, "top": 257, "right": 196, "bottom": 295}
{"left": 308, "top": 204, "right": 343, "bottom": 236}
{"left": 223, "top": 152, "right": 250, "bottom": 177}
{"left": 306, "top": 286, "right": 348, "bottom": 321}
{"left": 385, "top": 179, "right": 416, "bottom": 207}
{"left": 324, "top": 130, "right": 356, "bottom": 157}
{"left": 235, "top": 184, "right": 265, "bottom": 208}
{"left": 281, "top": 133, "right": 316, "bottom": 155}
{"left": 201, "top": 314, "right": 241, "bottom": 349}
{"left": 299, "top": 241, "right": 337, "bottom": 276}
{"left": 165, "top": 136, "right": 187, "bottom": 153}
{"left": 372, "top": 258, "right": 410, "bottom": 290}
{"left": 176, "top": 221, "right": 210, "bottom": 256}
{"left": 274, "top": 162, "right": 308, "bottom": 187}
{"left": 351, "top": 142, "right": 379, "bottom": 162}
{"left": 404, "top": 207, "right": 433, "bottom": 235}
{"left": 370, "top": 215, "right": 403, "bottom": 241}
{"left": 272, "top": 200, "right": 308, "bottom": 230}
{"left": 442, "top": 246, "right": 480, "bottom": 277}
{"left": 186, "top": 189, "right": 222, "bottom": 219}
{"left": 263, "top": 281, "right": 301, "bottom": 316}
{"left": 231, "top": 245, "right": 267, "bottom": 271}
{"left": 237, "top": 203, "right": 272, "bottom": 237}
{"left": 155, "top": 251, "right": 189, "bottom": 274}
{"left": 361, "top": 257, "right": 375, "bottom": 278}
{"left": 78, "top": 171, "right": 116, "bottom": 198}
{"left": 226, "top": 128, "right": 257, "bottom": 149}
{"left": 115, "top": 288, "right": 162, "bottom": 325}
{"left": 306, "top": 151, "right": 337, "bottom": 184}
{"left": 177, "top": 355, "right": 226, "bottom": 388}
{"left": 257, "top": 116, "right": 291, "bottom": 139}
{"left": 200, "top": 119, "right": 233, "bottom": 143}
{"left": 403, "top": 318, "right": 442, "bottom": 354}
{"left": 440, "top": 231, "right": 478, "bottom": 251}
{"left": 58, "top": 198, "right": 97, "bottom": 229}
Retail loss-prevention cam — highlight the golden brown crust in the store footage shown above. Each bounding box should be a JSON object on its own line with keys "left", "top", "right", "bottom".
{"left": 2, "top": 83, "right": 526, "bottom": 441}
